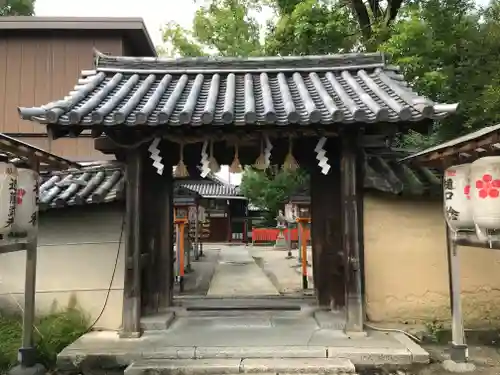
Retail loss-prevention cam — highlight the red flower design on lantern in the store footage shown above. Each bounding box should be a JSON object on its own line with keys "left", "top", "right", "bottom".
{"left": 464, "top": 185, "right": 471, "bottom": 200}
{"left": 476, "top": 174, "right": 500, "bottom": 199}
{"left": 17, "top": 188, "right": 26, "bottom": 205}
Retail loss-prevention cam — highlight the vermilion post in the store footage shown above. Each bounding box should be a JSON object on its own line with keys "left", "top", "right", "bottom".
{"left": 179, "top": 222, "right": 185, "bottom": 291}
{"left": 297, "top": 218, "right": 310, "bottom": 289}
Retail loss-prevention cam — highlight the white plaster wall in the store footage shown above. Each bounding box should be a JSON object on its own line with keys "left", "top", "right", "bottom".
{"left": 0, "top": 204, "right": 125, "bottom": 330}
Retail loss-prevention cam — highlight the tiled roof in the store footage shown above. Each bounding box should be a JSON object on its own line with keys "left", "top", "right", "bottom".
{"left": 38, "top": 162, "right": 244, "bottom": 210}
{"left": 400, "top": 124, "right": 500, "bottom": 164}
{"left": 287, "top": 152, "right": 441, "bottom": 204}
{"left": 39, "top": 163, "right": 125, "bottom": 209}
{"left": 19, "top": 52, "right": 458, "bottom": 129}
{"left": 364, "top": 154, "right": 441, "bottom": 195}
{"left": 178, "top": 179, "right": 243, "bottom": 198}
{"left": 0, "top": 133, "right": 80, "bottom": 170}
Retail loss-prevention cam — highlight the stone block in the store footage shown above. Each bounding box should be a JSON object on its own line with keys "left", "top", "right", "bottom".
{"left": 327, "top": 346, "right": 412, "bottom": 366}
{"left": 142, "top": 347, "right": 196, "bottom": 359}
{"left": 195, "top": 346, "right": 327, "bottom": 359}
{"left": 240, "top": 358, "right": 356, "bottom": 373}
{"left": 141, "top": 312, "right": 176, "bottom": 331}
{"left": 125, "top": 359, "right": 242, "bottom": 375}
{"left": 390, "top": 333, "right": 429, "bottom": 364}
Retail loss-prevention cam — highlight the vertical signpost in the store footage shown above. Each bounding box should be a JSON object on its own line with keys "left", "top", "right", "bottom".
{"left": 443, "top": 164, "right": 472, "bottom": 364}
{"left": 174, "top": 206, "right": 189, "bottom": 293}
{"left": 0, "top": 157, "right": 46, "bottom": 375}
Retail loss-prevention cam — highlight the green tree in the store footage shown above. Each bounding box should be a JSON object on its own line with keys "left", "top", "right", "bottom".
{"left": 266, "top": 0, "right": 407, "bottom": 54}
{"left": 160, "top": 0, "right": 263, "bottom": 57}
{"left": 0, "top": 0, "right": 35, "bottom": 16}
{"left": 379, "top": 0, "right": 500, "bottom": 146}
{"left": 240, "top": 166, "right": 309, "bottom": 222}
{"left": 265, "top": 0, "right": 357, "bottom": 56}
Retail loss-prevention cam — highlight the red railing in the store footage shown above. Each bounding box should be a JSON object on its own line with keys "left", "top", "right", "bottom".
{"left": 251, "top": 227, "right": 310, "bottom": 243}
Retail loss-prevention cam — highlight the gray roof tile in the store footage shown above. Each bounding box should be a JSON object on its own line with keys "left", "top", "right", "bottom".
{"left": 38, "top": 162, "right": 243, "bottom": 210}
{"left": 178, "top": 180, "right": 242, "bottom": 198}
{"left": 19, "top": 52, "right": 457, "bottom": 128}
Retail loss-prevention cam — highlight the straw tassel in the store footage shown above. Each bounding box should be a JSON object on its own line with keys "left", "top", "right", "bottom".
{"left": 174, "top": 142, "right": 189, "bottom": 178}
{"left": 282, "top": 136, "right": 299, "bottom": 172}
{"left": 254, "top": 138, "right": 267, "bottom": 170}
{"left": 229, "top": 143, "right": 243, "bottom": 173}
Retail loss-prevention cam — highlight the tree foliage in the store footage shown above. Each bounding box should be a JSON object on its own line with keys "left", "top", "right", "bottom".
{"left": 161, "top": 0, "right": 263, "bottom": 57}
{"left": 0, "top": 0, "right": 35, "bottom": 16}
{"left": 239, "top": 167, "right": 309, "bottom": 222}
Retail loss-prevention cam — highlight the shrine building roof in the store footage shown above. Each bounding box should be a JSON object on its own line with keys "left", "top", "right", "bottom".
{"left": 401, "top": 124, "right": 500, "bottom": 165}
{"left": 18, "top": 51, "right": 458, "bottom": 134}
{"left": 38, "top": 161, "right": 243, "bottom": 210}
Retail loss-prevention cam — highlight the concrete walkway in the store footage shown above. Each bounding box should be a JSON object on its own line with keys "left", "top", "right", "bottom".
{"left": 207, "top": 245, "right": 279, "bottom": 297}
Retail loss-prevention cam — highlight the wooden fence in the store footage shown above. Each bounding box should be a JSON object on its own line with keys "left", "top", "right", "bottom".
{"left": 251, "top": 227, "right": 310, "bottom": 244}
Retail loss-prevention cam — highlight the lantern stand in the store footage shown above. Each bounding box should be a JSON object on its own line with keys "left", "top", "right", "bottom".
{"left": 8, "top": 158, "right": 46, "bottom": 375}
{"left": 286, "top": 221, "right": 293, "bottom": 259}
{"left": 283, "top": 203, "right": 295, "bottom": 259}
{"left": 288, "top": 195, "right": 310, "bottom": 268}
{"left": 296, "top": 202, "right": 311, "bottom": 291}
{"left": 445, "top": 226, "right": 468, "bottom": 364}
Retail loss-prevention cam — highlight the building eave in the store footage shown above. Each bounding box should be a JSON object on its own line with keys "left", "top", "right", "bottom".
{"left": 18, "top": 51, "right": 457, "bottom": 133}
{"left": 0, "top": 17, "right": 156, "bottom": 57}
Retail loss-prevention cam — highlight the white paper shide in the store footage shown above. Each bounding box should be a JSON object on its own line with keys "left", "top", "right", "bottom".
{"left": 443, "top": 164, "right": 474, "bottom": 231}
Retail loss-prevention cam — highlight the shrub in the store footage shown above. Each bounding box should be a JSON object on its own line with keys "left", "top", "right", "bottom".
{"left": 0, "top": 308, "right": 89, "bottom": 372}
{"left": 0, "top": 313, "right": 22, "bottom": 372}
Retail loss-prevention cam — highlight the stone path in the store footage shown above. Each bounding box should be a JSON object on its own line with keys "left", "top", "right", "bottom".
{"left": 207, "top": 245, "right": 279, "bottom": 296}
{"left": 250, "top": 246, "right": 315, "bottom": 295}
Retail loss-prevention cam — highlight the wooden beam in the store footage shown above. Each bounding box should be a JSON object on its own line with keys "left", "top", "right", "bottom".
{"left": 120, "top": 147, "right": 143, "bottom": 338}
{"left": 94, "top": 136, "right": 120, "bottom": 155}
{"left": 340, "top": 128, "right": 364, "bottom": 333}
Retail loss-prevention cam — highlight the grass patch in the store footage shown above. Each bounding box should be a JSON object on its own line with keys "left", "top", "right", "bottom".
{"left": 0, "top": 308, "right": 89, "bottom": 373}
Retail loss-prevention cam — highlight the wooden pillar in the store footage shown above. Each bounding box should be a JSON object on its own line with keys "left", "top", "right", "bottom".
{"left": 310, "top": 137, "right": 345, "bottom": 308}
{"left": 140, "top": 149, "right": 175, "bottom": 313}
{"left": 356, "top": 148, "right": 366, "bottom": 317}
{"left": 158, "top": 148, "right": 175, "bottom": 309}
{"left": 121, "top": 147, "right": 143, "bottom": 338}
{"left": 341, "top": 128, "right": 364, "bottom": 333}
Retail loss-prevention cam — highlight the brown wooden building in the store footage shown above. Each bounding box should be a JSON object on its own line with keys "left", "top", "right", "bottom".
{"left": 0, "top": 16, "right": 156, "bottom": 160}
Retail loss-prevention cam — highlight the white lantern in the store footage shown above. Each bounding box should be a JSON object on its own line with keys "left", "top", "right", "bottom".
{"left": 12, "top": 167, "right": 38, "bottom": 238}
{"left": 470, "top": 156, "right": 500, "bottom": 230}
{"left": 0, "top": 160, "right": 17, "bottom": 241}
{"left": 443, "top": 164, "right": 474, "bottom": 231}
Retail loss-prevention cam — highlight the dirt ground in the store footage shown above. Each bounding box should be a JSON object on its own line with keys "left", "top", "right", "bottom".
{"left": 411, "top": 345, "right": 500, "bottom": 374}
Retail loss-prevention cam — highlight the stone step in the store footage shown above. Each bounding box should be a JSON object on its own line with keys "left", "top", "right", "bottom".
{"left": 125, "top": 358, "right": 356, "bottom": 375}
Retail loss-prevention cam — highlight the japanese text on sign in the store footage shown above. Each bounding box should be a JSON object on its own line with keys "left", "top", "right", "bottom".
{"left": 444, "top": 177, "right": 460, "bottom": 221}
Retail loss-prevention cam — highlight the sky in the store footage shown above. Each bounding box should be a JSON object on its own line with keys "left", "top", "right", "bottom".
{"left": 33, "top": 0, "right": 489, "bottom": 185}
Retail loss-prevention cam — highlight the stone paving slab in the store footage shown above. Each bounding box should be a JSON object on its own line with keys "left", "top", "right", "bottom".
{"left": 194, "top": 346, "right": 327, "bottom": 359}
{"left": 57, "top": 329, "right": 425, "bottom": 372}
{"left": 125, "top": 359, "right": 242, "bottom": 375}
{"left": 240, "top": 358, "right": 356, "bottom": 373}
{"left": 207, "top": 246, "right": 279, "bottom": 297}
{"left": 125, "top": 358, "right": 356, "bottom": 375}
